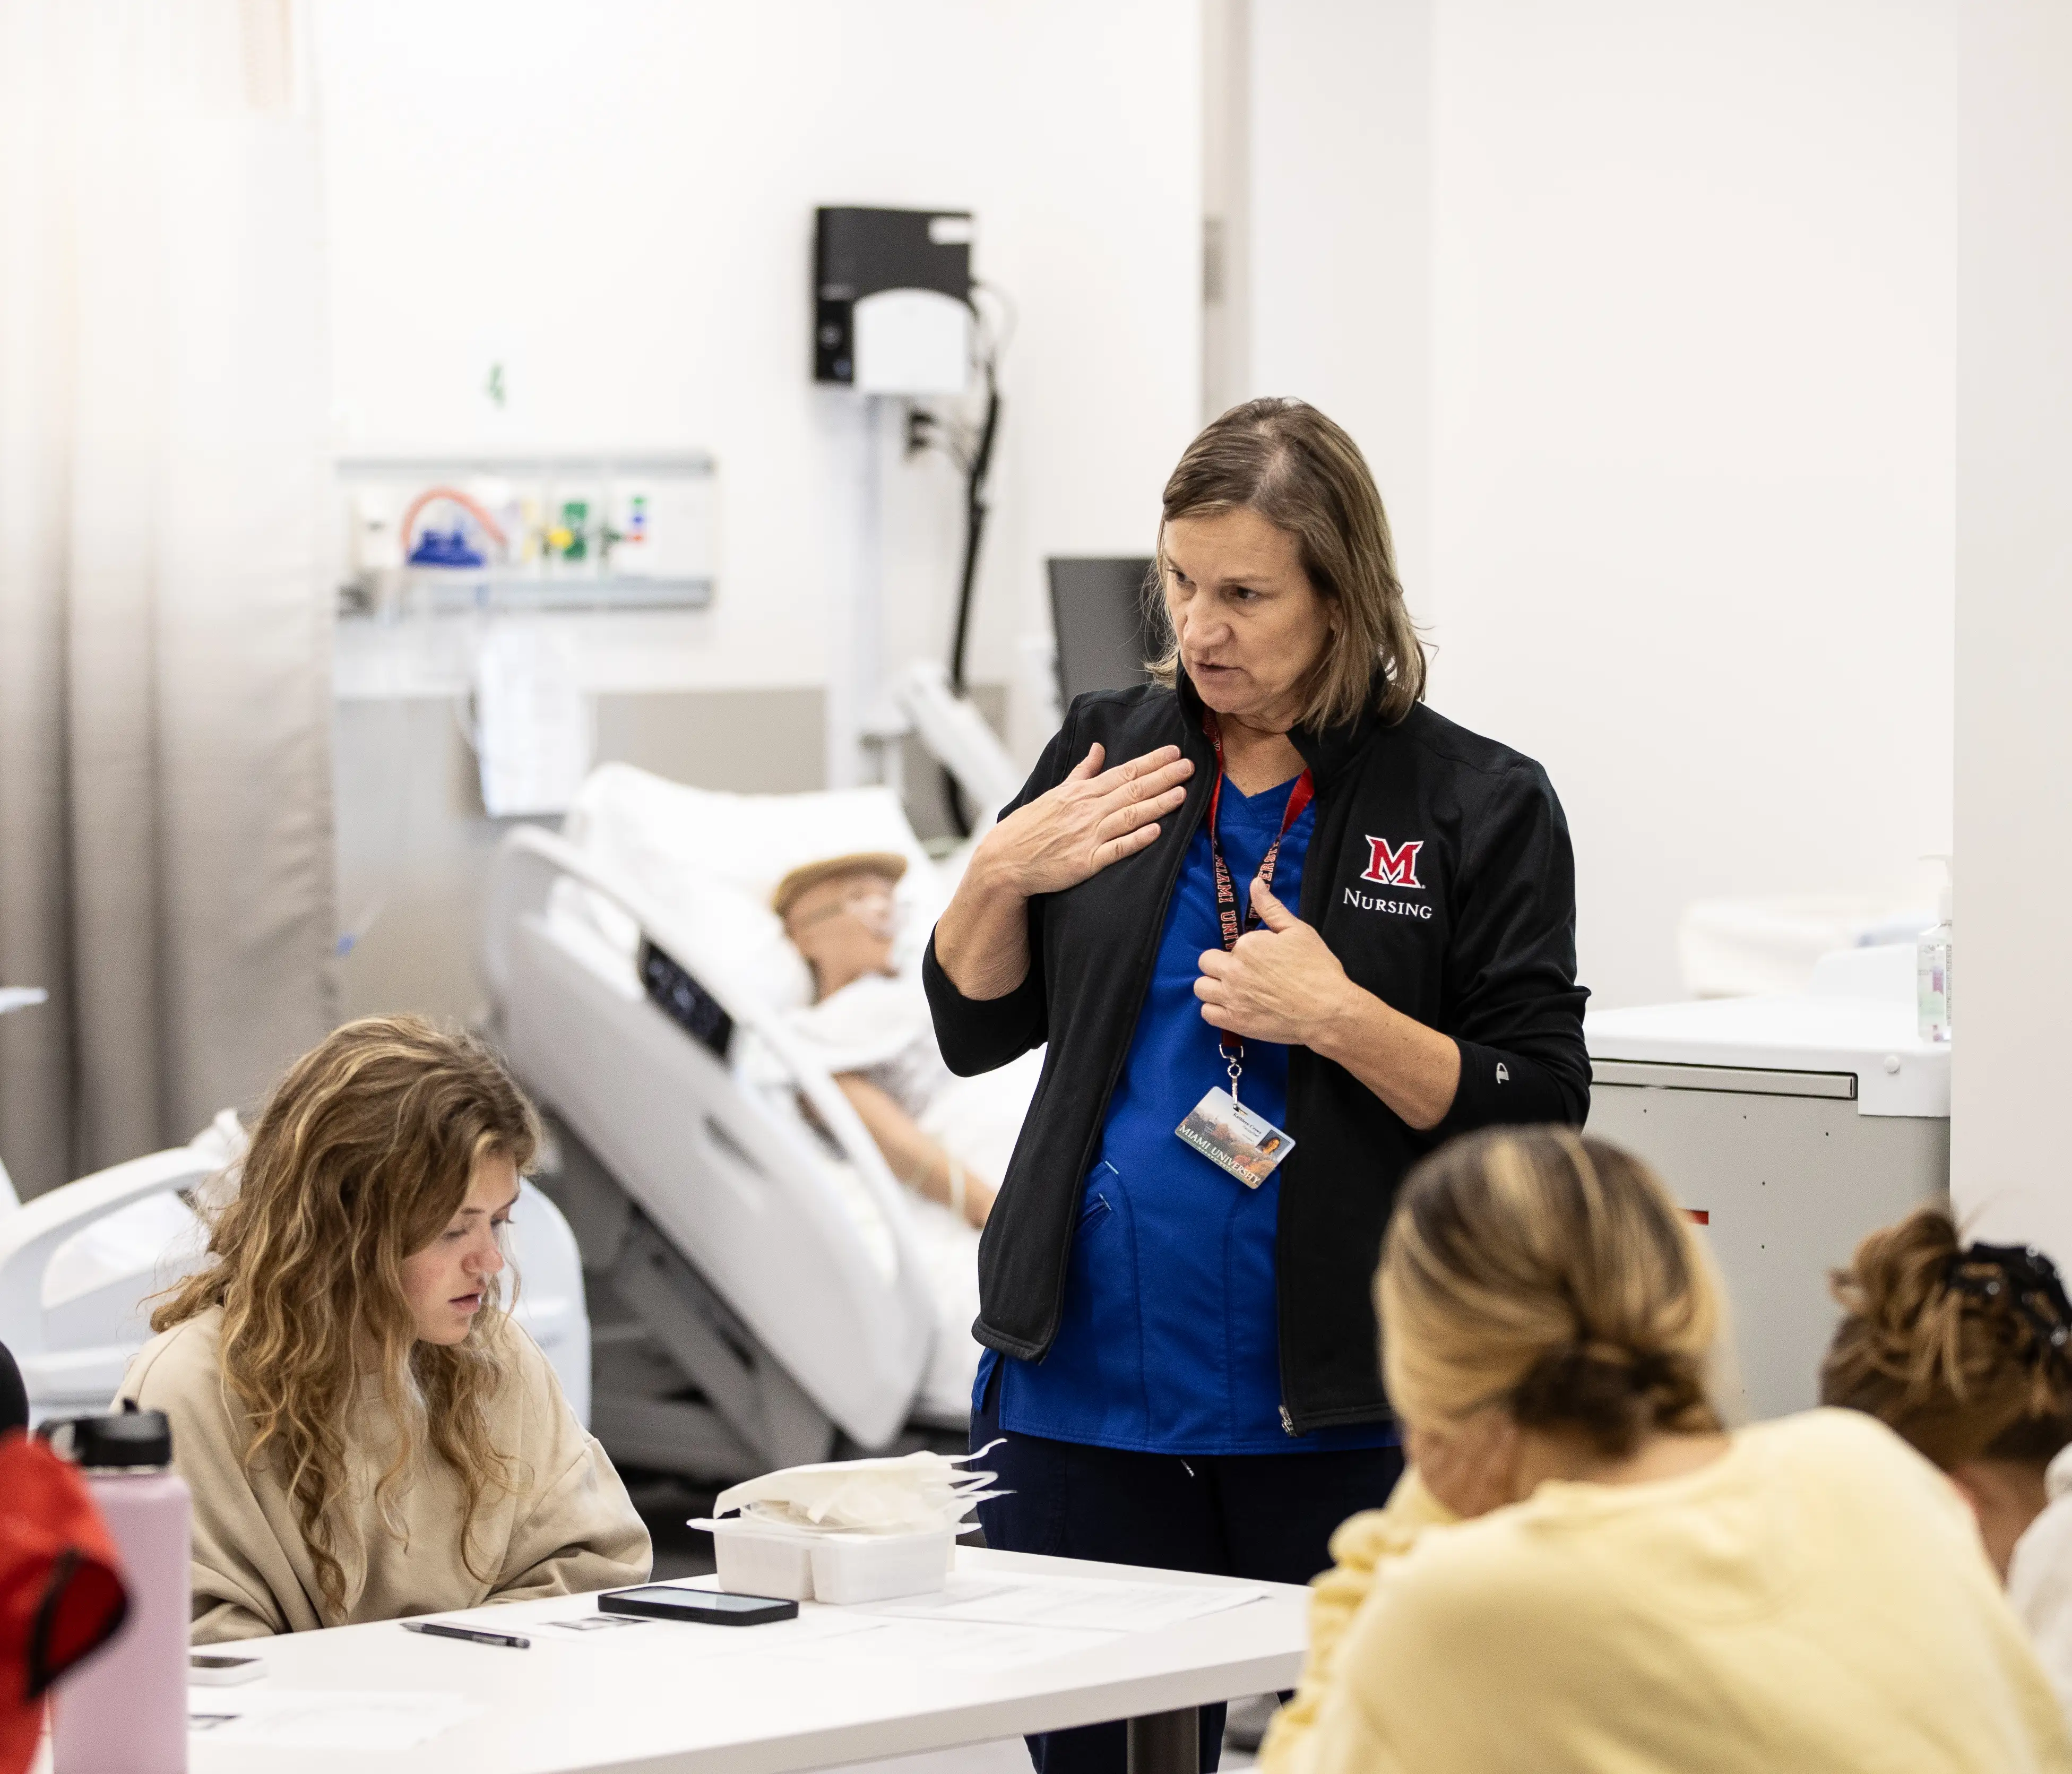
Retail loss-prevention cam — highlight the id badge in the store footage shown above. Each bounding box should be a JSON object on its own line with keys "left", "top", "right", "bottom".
{"left": 1176, "top": 1088, "right": 1297, "bottom": 1190}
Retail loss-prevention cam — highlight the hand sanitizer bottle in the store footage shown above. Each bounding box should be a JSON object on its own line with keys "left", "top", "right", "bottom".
{"left": 1918, "top": 859, "right": 1953, "bottom": 1044}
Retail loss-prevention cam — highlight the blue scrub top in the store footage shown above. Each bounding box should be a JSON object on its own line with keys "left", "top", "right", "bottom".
{"left": 975, "top": 775, "right": 1399, "bottom": 1457}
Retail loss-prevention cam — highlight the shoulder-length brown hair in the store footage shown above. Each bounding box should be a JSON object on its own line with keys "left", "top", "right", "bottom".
{"left": 1148, "top": 397, "right": 1426, "bottom": 729}
{"left": 153, "top": 1015, "right": 540, "bottom": 1621}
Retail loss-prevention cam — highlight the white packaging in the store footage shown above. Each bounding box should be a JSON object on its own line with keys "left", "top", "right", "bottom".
{"left": 807, "top": 1529, "right": 956, "bottom": 1605}
{"left": 705, "top": 1518, "right": 816, "bottom": 1601}
{"left": 712, "top": 1444, "right": 1002, "bottom": 1535}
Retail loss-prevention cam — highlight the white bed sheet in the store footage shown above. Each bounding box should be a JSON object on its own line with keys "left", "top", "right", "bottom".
{"left": 536, "top": 765, "right": 1044, "bottom": 1422}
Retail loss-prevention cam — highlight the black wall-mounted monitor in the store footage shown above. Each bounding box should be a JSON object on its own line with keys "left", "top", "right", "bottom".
{"left": 1048, "top": 557, "right": 1158, "bottom": 709}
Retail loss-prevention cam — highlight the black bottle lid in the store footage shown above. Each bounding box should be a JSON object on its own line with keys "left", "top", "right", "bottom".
{"left": 45, "top": 1401, "right": 173, "bottom": 1469}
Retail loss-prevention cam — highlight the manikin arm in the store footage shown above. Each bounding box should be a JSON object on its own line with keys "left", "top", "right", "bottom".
{"left": 834, "top": 1073, "right": 996, "bottom": 1228}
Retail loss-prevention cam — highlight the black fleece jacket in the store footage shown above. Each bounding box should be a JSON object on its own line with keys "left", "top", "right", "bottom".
{"left": 922, "top": 674, "right": 1590, "bottom": 1433}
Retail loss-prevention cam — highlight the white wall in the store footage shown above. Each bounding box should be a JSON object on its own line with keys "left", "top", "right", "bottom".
{"left": 1952, "top": 1, "right": 2072, "bottom": 1260}
{"left": 1247, "top": 0, "right": 1432, "bottom": 597}
{"left": 1244, "top": 1, "right": 1954, "bottom": 1009}
{"left": 314, "top": 0, "right": 1202, "bottom": 770}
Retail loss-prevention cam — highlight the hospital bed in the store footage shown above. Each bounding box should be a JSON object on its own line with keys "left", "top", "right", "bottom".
{"left": 482, "top": 668, "right": 1036, "bottom": 1484}
{"left": 0, "top": 1112, "right": 593, "bottom": 1430}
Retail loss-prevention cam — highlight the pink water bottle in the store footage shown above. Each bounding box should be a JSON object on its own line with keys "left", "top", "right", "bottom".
{"left": 46, "top": 1406, "right": 191, "bottom": 1774}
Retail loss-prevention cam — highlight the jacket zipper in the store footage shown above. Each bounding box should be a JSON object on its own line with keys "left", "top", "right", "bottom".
{"left": 1275, "top": 760, "right": 1341, "bottom": 1440}
{"left": 1038, "top": 731, "right": 1215, "bottom": 1350}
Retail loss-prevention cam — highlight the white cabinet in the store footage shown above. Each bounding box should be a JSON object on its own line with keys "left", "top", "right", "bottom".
{"left": 1587, "top": 952, "right": 1947, "bottom": 1423}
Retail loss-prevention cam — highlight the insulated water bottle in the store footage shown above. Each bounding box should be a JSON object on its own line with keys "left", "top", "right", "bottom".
{"left": 46, "top": 1406, "right": 191, "bottom": 1774}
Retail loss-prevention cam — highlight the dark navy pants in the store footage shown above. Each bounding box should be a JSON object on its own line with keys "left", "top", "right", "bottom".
{"left": 972, "top": 1370, "right": 1404, "bottom": 1774}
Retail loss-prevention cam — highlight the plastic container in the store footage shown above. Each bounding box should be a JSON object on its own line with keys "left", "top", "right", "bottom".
{"left": 46, "top": 1406, "right": 191, "bottom": 1774}
{"left": 704, "top": 1518, "right": 816, "bottom": 1601}
{"left": 696, "top": 1518, "right": 959, "bottom": 1604}
{"left": 807, "top": 1529, "right": 955, "bottom": 1605}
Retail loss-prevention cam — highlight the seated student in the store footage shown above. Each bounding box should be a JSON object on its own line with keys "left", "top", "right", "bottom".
{"left": 120, "top": 1015, "right": 651, "bottom": 1642}
{"left": 1260, "top": 1126, "right": 2072, "bottom": 1774}
{"left": 774, "top": 852, "right": 997, "bottom": 1227}
{"left": 1825, "top": 1208, "right": 2072, "bottom": 1716}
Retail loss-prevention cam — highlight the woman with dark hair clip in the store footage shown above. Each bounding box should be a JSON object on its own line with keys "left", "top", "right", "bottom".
{"left": 928, "top": 398, "right": 1590, "bottom": 1772}
{"left": 1826, "top": 1208, "right": 2072, "bottom": 1717}
{"left": 1260, "top": 1127, "right": 2071, "bottom": 1774}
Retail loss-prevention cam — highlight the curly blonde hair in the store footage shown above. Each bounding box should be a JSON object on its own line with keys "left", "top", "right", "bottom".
{"left": 153, "top": 1015, "right": 540, "bottom": 1620}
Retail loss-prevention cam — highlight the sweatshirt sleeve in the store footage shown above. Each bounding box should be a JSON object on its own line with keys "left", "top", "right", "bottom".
{"left": 118, "top": 1322, "right": 313, "bottom": 1642}
{"left": 1429, "top": 761, "right": 1590, "bottom": 1140}
{"left": 487, "top": 1335, "right": 652, "bottom": 1605}
{"left": 922, "top": 708, "right": 1082, "bottom": 1076}
{"left": 1259, "top": 1472, "right": 1456, "bottom": 1774}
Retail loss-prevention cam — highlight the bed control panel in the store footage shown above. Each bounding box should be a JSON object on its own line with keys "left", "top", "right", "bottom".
{"left": 639, "top": 941, "right": 735, "bottom": 1060}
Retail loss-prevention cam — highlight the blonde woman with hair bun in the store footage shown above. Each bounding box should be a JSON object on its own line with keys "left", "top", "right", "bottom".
{"left": 119, "top": 1016, "right": 650, "bottom": 1642}
{"left": 1261, "top": 1126, "right": 2072, "bottom": 1774}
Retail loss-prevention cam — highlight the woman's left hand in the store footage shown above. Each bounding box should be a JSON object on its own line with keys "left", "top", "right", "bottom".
{"left": 1194, "top": 879, "right": 1353, "bottom": 1045}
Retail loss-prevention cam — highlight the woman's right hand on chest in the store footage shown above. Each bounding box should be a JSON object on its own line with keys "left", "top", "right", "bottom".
{"left": 975, "top": 743, "right": 1195, "bottom": 897}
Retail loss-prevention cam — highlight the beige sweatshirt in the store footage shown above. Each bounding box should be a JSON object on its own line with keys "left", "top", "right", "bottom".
{"left": 118, "top": 1306, "right": 651, "bottom": 1643}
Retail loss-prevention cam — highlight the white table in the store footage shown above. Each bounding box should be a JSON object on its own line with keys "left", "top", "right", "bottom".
{"left": 183, "top": 1548, "right": 1310, "bottom": 1774}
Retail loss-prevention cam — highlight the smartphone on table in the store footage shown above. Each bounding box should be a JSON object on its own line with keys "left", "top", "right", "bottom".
{"left": 599, "top": 1584, "right": 798, "bottom": 1626}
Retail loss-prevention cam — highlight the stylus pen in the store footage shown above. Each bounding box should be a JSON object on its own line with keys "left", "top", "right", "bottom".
{"left": 400, "top": 1620, "right": 531, "bottom": 1649}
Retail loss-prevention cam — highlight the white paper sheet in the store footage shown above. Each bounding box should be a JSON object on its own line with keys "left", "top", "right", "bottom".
{"left": 854, "top": 1574, "right": 1268, "bottom": 1634}
{"left": 474, "top": 624, "right": 592, "bottom": 816}
{"left": 752, "top": 1615, "right": 1123, "bottom": 1672}
{"left": 188, "top": 1688, "right": 479, "bottom": 1751}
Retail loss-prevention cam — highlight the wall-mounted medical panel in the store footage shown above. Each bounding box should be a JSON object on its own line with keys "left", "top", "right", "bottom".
{"left": 335, "top": 452, "right": 716, "bottom": 616}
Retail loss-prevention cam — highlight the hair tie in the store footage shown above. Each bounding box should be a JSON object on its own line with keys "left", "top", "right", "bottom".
{"left": 1947, "top": 1241, "right": 2072, "bottom": 1373}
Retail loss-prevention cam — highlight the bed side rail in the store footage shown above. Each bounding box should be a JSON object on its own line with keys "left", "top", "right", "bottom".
{"left": 889, "top": 661, "right": 1024, "bottom": 822}
{"left": 0, "top": 1146, "right": 222, "bottom": 1359}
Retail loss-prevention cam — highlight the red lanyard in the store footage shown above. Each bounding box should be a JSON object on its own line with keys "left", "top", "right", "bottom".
{"left": 1203, "top": 716, "right": 1314, "bottom": 1088}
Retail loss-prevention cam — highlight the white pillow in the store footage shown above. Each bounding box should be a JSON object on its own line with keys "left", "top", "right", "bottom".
{"left": 559, "top": 762, "right": 947, "bottom": 1011}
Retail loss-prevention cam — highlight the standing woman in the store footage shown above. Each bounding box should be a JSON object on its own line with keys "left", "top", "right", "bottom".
{"left": 926, "top": 399, "right": 1589, "bottom": 1772}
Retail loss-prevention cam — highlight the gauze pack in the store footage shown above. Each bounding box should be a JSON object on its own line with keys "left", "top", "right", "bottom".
{"left": 709, "top": 1442, "right": 1005, "bottom": 1536}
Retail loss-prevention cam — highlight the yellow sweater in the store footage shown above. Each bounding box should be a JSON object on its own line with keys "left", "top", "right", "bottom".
{"left": 1261, "top": 1409, "right": 2072, "bottom": 1773}
{"left": 119, "top": 1307, "right": 651, "bottom": 1642}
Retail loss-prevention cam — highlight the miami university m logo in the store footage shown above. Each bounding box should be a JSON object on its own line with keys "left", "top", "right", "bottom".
{"left": 1361, "top": 836, "right": 1426, "bottom": 890}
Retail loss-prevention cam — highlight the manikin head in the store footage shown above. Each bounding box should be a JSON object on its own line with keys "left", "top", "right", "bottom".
{"left": 774, "top": 852, "right": 906, "bottom": 1001}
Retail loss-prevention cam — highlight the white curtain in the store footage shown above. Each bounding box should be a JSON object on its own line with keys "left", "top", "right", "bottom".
{"left": 0, "top": 0, "right": 336, "bottom": 1198}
